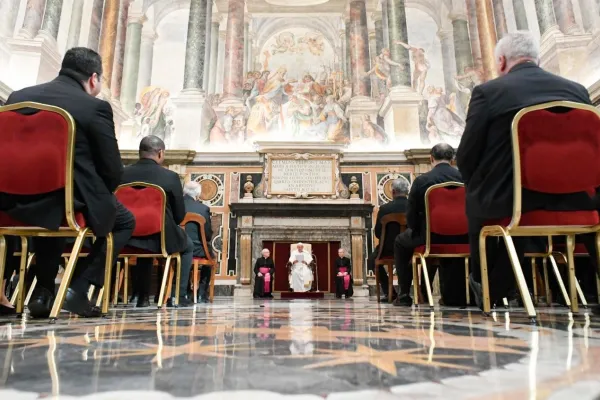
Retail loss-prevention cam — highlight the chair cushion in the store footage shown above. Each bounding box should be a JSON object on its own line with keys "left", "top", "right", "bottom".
{"left": 414, "top": 244, "right": 470, "bottom": 255}
{"left": 0, "top": 211, "right": 87, "bottom": 229}
{"left": 489, "top": 210, "right": 599, "bottom": 227}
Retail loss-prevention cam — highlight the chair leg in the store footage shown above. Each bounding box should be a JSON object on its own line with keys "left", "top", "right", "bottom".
{"left": 10, "top": 252, "right": 34, "bottom": 305}
{"left": 24, "top": 277, "right": 36, "bottom": 306}
{"left": 192, "top": 261, "right": 199, "bottom": 304}
{"left": 543, "top": 257, "right": 552, "bottom": 306}
{"left": 174, "top": 254, "right": 181, "bottom": 306}
{"left": 412, "top": 256, "right": 419, "bottom": 305}
{"left": 15, "top": 237, "right": 28, "bottom": 314}
{"left": 464, "top": 257, "right": 470, "bottom": 305}
{"left": 479, "top": 230, "right": 492, "bottom": 313}
{"left": 419, "top": 255, "right": 434, "bottom": 308}
{"left": 575, "top": 280, "right": 588, "bottom": 308}
{"left": 388, "top": 265, "right": 393, "bottom": 304}
{"left": 87, "top": 286, "right": 95, "bottom": 300}
{"left": 565, "top": 235, "right": 579, "bottom": 313}
{"left": 375, "top": 263, "right": 380, "bottom": 303}
{"left": 113, "top": 261, "right": 121, "bottom": 306}
{"left": 550, "top": 253, "right": 571, "bottom": 307}
{"left": 158, "top": 256, "right": 172, "bottom": 308}
{"left": 101, "top": 233, "right": 114, "bottom": 314}
{"left": 96, "top": 288, "right": 104, "bottom": 308}
{"left": 596, "top": 233, "right": 600, "bottom": 304}
{"left": 50, "top": 230, "right": 88, "bottom": 319}
{"left": 0, "top": 236, "right": 6, "bottom": 300}
{"left": 209, "top": 262, "right": 216, "bottom": 303}
{"left": 531, "top": 258, "right": 538, "bottom": 306}
{"left": 123, "top": 258, "right": 129, "bottom": 305}
{"left": 501, "top": 233, "right": 536, "bottom": 318}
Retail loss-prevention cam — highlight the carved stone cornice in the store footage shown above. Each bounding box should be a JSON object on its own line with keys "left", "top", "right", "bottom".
{"left": 120, "top": 149, "right": 197, "bottom": 166}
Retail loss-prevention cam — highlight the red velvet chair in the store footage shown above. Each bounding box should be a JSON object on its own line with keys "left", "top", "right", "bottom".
{"left": 412, "top": 182, "right": 470, "bottom": 307}
{"left": 179, "top": 213, "right": 217, "bottom": 303}
{"left": 479, "top": 101, "right": 600, "bottom": 318}
{"left": 374, "top": 213, "right": 407, "bottom": 303}
{"left": 114, "top": 182, "right": 182, "bottom": 307}
{"left": 0, "top": 102, "right": 114, "bottom": 318}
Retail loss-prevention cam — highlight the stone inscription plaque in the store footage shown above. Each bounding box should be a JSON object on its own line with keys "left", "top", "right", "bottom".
{"left": 268, "top": 157, "right": 336, "bottom": 196}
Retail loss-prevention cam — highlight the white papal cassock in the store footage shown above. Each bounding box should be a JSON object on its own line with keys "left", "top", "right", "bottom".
{"left": 288, "top": 249, "right": 314, "bottom": 292}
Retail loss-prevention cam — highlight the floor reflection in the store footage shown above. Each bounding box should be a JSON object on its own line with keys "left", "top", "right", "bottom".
{"left": 0, "top": 299, "right": 599, "bottom": 399}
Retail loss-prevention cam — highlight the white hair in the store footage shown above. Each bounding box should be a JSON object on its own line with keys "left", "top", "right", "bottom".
{"left": 391, "top": 178, "right": 410, "bottom": 196}
{"left": 261, "top": 248, "right": 270, "bottom": 254}
{"left": 183, "top": 181, "right": 202, "bottom": 199}
{"left": 338, "top": 248, "right": 345, "bottom": 253}
{"left": 494, "top": 31, "right": 539, "bottom": 64}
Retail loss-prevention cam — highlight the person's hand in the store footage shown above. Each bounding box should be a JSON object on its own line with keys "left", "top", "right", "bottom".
{"left": 293, "top": 260, "right": 298, "bottom": 264}
{"left": 337, "top": 272, "right": 343, "bottom": 276}
{"left": 257, "top": 272, "right": 263, "bottom": 277}
{"left": 302, "top": 261, "right": 307, "bottom": 265}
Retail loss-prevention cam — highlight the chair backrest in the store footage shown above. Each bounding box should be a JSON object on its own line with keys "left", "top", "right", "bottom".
{"left": 376, "top": 213, "right": 407, "bottom": 259}
{"left": 424, "top": 182, "right": 468, "bottom": 250}
{"left": 290, "top": 242, "right": 312, "bottom": 255}
{"left": 180, "top": 212, "right": 214, "bottom": 262}
{"left": 511, "top": 101, "right": 600, "bottom": 225}
{"left": 115, "top": 182, "right": 167, "bottom": 254}
{"left": 0, "top": 102, "right": 80, "bottom": 230}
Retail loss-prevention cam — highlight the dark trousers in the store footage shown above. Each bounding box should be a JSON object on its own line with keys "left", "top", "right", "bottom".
{"left": 197, "top": 265, "right": 211, "bottom": 300}
{"left": 131, "top": 235, "right": 194, "bottom": 299}
{"left": 4, "top": 201, "right": 135, "bottom": 294}
{"left": 469, "top": 217, "right": 526, "bottom": 304}
{"left": 394, "top": 229, "right": 425, "bottom": 296}
{"left": 335, "top": 274, "right": 353, "bottom": 297}
{"left": 368, "top": 246, "right": 396, "bottom": 297}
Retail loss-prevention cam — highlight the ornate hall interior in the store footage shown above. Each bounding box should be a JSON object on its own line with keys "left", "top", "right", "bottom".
{"left": 2, "top": 0, "right": 600, "bottom": 398}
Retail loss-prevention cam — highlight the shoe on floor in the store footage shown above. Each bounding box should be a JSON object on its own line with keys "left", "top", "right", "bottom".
{"left": 27, "top": 287, "right": 55, "bottom": 318}
{"left": 469, "top": 274, "right": 483, "bottom": 310}
{"left": 167, "top": 295, "right": 193, "bottom": 307}
{"left": 136, "top": 297, "right": 150, "bottom": 308}
{"left": 0, "top": 303, "right": 16, "bottom": 316}
{"left": 393, "top": 294, "right": 413, "bottom": 307}
{"left": 63, "top": 288, "right": 102, "bottom": 318}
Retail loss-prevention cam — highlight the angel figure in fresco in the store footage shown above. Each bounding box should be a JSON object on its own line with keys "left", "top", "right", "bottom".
{"left": 311, "top": 95, "right": 348, "bottom": 143}
{"left": 365, "top": 49, "right": 404, "bottom": 97}
{"left": 271, "top": 32, "right": 298, "bottom": 54}
{"left": 394, "top": 40, "right": 430, "bottom": 95}
{"left": 425, "top": 86, "right": 465, "bottom": 143}
{"left": 298, "top": 32, "right": 325, "bottom": 56}
{"left": 360, "top": 115, "right": 388, "bottom": 144}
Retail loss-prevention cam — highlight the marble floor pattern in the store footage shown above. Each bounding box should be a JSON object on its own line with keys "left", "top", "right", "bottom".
{"left": 0, "top": 299, "right": 599, "bottom": 399}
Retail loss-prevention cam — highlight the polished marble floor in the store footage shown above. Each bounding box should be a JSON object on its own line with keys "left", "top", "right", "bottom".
{"left": 0, "top": 299, "right": 599, "bottom": 399}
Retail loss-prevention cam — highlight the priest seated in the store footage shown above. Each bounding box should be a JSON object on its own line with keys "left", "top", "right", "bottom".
{"left": 335, "top": 248, "right": 353, "bottom": 299}
{"left": 288, "top": 243, "right": 314, "bottom": 292}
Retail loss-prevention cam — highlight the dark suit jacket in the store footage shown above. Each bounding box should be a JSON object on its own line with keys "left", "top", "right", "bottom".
{"left": 0, "top": 71, "right": 123, "bottom": 236}
{"left": 407, "top": 163, "right": 463, "bottom": 239}
{"left": 374, "top": 196, "right": 408, "bottom": 256}
{"left": 456, "top": 63, "right": 594, "bottom": 223}
{"left": 183, "top": 195, "right": 213, "bottom": 258}
{"left": 121, "top": 159, "right": 187, "bottom": 254}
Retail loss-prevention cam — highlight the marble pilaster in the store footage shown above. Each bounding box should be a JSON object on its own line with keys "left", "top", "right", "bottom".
{"left": 465, "top": 0, "right": 482, "bottom": 64}
{"left": 243, "top": 20, "right": 249, "bottom": 77}
{"left": 248, "top": 34, "right": 254, "bottom": 73}
{"left": 111, "top": 0, "right": 130, "bottom": 100}
{"left": 183, "top": 0, "right": 208, "bottom": 90}
{"left": 579, "top": 0, "right": 600, "bottom": 33}
{"left": 348, "top": 1, "right": 371, "bottom": 97}
{"left": 99, "top": 0, "right": 120, "bottom": 89}
{"left": 88, "top": 0, "right": 105, "bottom": 52}
{"left": 66, "top": 0, "right": 85, "bottom": 49}
{"left": 215, "top": 30, "right": 225, "bottom": 93}
{"left": 512, "top": 0, "right": 529, "bottom": 30}
{"left": 368, "top": 29, "right": 378, "bottom": 97}
{"left": 381, "top": 0, "right": 390, "bottom": 49}
{"left": 18, "top": 0, "right": 46, "bottom": 39}
{"left": 438, "top": 29, "right": 457, "bottom": 94}
{"left": 0, "top": 0, "right": 21, "bottom": 38}
{"left": 386, "top": 0, "right": 411, "bottom": 87}
{"left": 340, "top": 29, "right": 347, "bottom": 77}
{"left": 492, "top": 0, "right": 508, "bottom": 38}
{"left": 38, "top": 0, "right": 64, "bottom": 41}
{"left": 120, "top": 13, "right": 143, "bottom": 113}
{"left": 534, "top": 0, "right": 560, "bottom": 38}
{"left": 553, "top": 0, "right": 581, "bottom": 35}
{"left": 222, "top": 0, "right": 245, "bottom": 99}
{"left": 345, "top": 20, "right": 352, "bottom": 79}
{"left": 451, "top": 16, "right": 473, "bottom": 76}
{"left": 207, "top": 19, "right": 220, "bottom": 94}
{"left": 475, "top": 0, "right": 498, "bottom": 81}
{"left": 202, "top": 0, "right": 213, "bottom": 91}
{"left": 136, "top": 30, "right": 156, "bottom": 95}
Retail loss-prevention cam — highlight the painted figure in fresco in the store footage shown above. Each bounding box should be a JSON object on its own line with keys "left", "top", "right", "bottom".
{"left": 209, "top": 106, "right": 245, "bottom": 144}
{"left": 271, "top": 32, "right": 299, "bottom": 54}
{"left": 287, "top": 95, "right": 315, "bottom": 137}
{"left": 425, "top": 86, "right": 465, "bottom": 143}
{"left": 312, "top": 95, "right": 348, "bottom": 143}
{"left": 135, "top": 87, "right": 174, "bottom": 147}
{"left": 360, "top": 115, "right": 388, "bottom": 144}
{"left": 298, "top": 32, "right": 325, "bottom": 56}
{"left": 365, "top": 49, "right": 404, "bottom": 96}
{"left": 338, "top": 79, "right": 353, "bottom": 108}
{"left": 455, "top": 60, "right": 485, "bottom": 112}
{"left": 394, "top": 40, "right": 430, "bottom": 95}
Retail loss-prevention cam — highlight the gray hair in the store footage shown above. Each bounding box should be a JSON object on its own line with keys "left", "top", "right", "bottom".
{"left": 183, "top": 181, "right": 202, "bottom": 199}
{"left": 261, "top": 248, "right": 270, "bottom": 255}
{"left": 494, "top": 31, "right": 539, "bottom": 64}
{"left": 391, "top": 178, "right": 410, "bottom": 197}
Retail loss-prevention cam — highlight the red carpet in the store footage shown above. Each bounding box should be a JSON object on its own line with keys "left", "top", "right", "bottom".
{"left": 279, "top": 292, "right": 325, "bottom": 300}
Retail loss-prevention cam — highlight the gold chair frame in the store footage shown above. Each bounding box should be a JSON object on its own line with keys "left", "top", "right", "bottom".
{"left": 479, "top": 101, "right": 600, "bottom": 318}
{"left": 412, "top": 182, "right": 470, "bottom": 308}
{"left": 374, "top": 213, "right": 407, "bottom": 303}
{"left": 114, "top": 182, "right": 182, "bottom": 308}
{"left": 0, "top": 102, "right": 113, "bottom": 319}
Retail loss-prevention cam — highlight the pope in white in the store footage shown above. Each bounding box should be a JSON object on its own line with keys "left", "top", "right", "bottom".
{"left": 288, "top": 243, "right": 314, "bottom": 292}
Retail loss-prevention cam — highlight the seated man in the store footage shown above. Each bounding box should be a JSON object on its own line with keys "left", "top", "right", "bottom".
{"left": 182, "top": 181, "right": 213, "bottom": 303}
{"left": 253, "top": 248, "right": 275, "bottom": 298}
{"left": 456, "top": 31, "right": 595, "bottom": 308}
{"left": 335, "top": 248, "right": 353, "bottom": 299}
{"left": 122, "top": 135, "right": 194, "bottom": 307}
{"left": 288, "top": 243, "right": 314, "bottom": 292}
{"left": 393, "top": 143, "right": 464, "bottom": 306}
{"left": 367, "top": 179, "right": 409, "bottom": 301}
{"left": 1, "top": 47, "right": 135, "bottom": 318}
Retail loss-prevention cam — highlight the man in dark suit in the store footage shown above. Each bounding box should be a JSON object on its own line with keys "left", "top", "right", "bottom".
{"left": 456, "top": 31, "right": 595, "bottom": 308}
{"left": 122, "top": 135, "right": 194, "bottom": 307}
{"left": 393, "top": 143, "right": 464, "bottom": 306}
{"left": 182, "top": 181, "right": 213, "bottom": 303}
{"left": 367, "top": 179, "right": 409, "bottom": 301}
{"left": 1, "top": 48, "right": 135, "bottom": 318}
